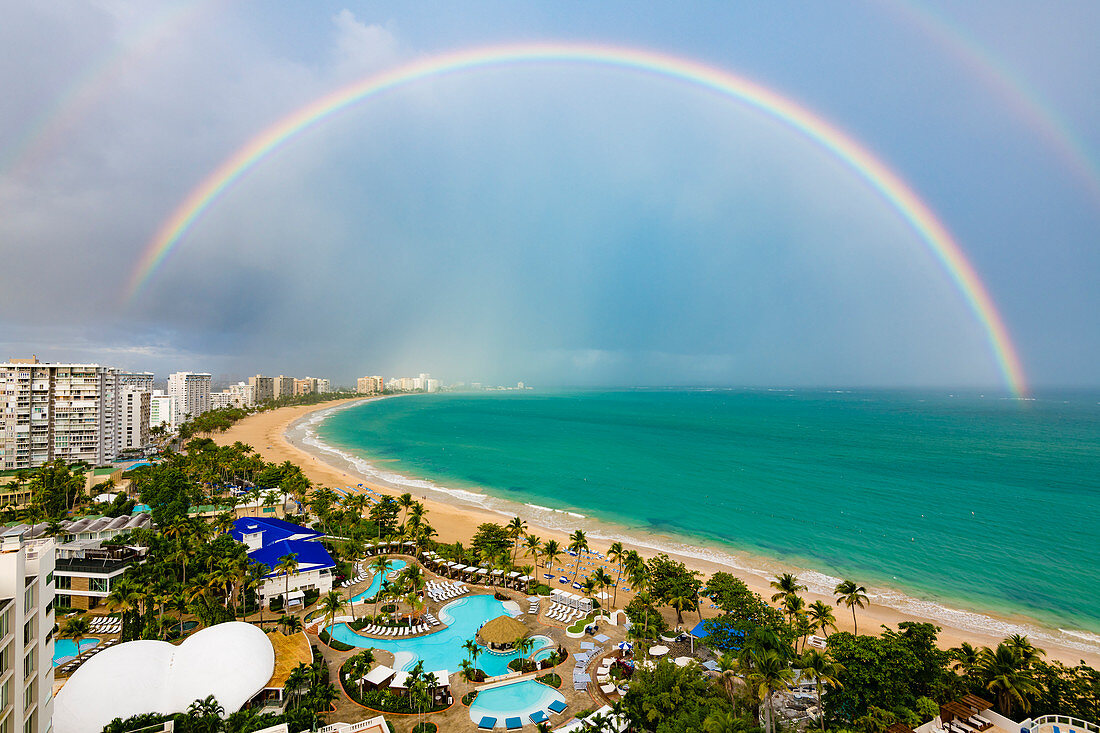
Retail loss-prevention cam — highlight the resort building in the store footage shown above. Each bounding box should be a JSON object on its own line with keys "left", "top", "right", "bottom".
{"left": 119, "top": 388, "right": 150, "bottom": 453}
{"left": 0, "top": 528, "right": 56, "bottom": 733}
{"left": 53, "top": 622, "right": 275, "bottom": 733}
{"left": 149, "top": 390, "right": 177, "bottom": 429}
{"left": 166, "top": 372, "right": 211, "bottom": 426}
{"left": 315, "top": 378, "right": 331, "bottom": 394}
{"left": 272, "top": 376, "right": 295, "bottom": 400}
{"left": 357, "top": 376, "right": 383, "bottom": 395}
{"left": 229, "top": 517, "right": 335, "bottom": 607}
{"left": 248, "top": 375, "right": 274, "bottom": 404}
{"left": 0, "top": 358, "right": 126, "bottom": 470}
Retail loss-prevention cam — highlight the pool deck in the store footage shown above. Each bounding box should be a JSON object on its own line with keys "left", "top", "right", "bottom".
{"left": 309, "top": 551, "right": 635, "bottom": 732}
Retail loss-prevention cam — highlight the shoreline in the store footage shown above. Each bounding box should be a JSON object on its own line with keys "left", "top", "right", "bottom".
{"left": 213, "top": 397, "right": 1100, "bottom": 668}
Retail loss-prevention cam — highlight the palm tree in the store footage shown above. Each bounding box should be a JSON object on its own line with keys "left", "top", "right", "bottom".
{"left": 798, "top": 648, "right": 844, "bottom": 732}
{"left": 703, "top": 710, "right": 749, "bottom": 733}
{"left": 568, "top": 530, "right": 588, "bottom": 583}
{"left": 279, "top": 614, "right": 304, "bottom": 634}
{"left": 592, "top": 567, "right": 614, "bottom": 609}
{"left": 542, "top": 539, "right": 562, "bottom": 578}
{"left": 523, "top": 535, "right": 542, "bottom": 573}
{"left": 782, "top": 593, "right": 806, "bottom": 627}
{"left": 369, "top": 555, "right": 391, "bottom": 614}
{"left": 749, "top": 648, "right": 795, "bottom": 733}
{"left": 951, "top": 642, "right": 982, "bottom": 688}
{"left": 807, "top": 600, "right": 837, "bottom": 639}
{"left": 397, "top": 492, "right": 414, "bottom": 528}
{"left": 459, "top": 658, "right": 476, "bottom": 682}
{"left": 667, "top": 587, "right": 696, "bottom": 626}
{"left": 507, "top": 516, "right": 527, "bottom": 565}
{"left": 833, "top": 579, "right": 869, "bottom": 635}
{"left": 463, "top": 637, "right": 483, "bottom": 674}
{"left": 607, "top": 541, "right": 625, "bottom": 609}
{"left": 319, "top": 591, "right": 345, "bottom": 642}
{"left": 276, "top": 553, "right": 299, "bottom": 607}
{"left": 769, "top": 573, "right": 806, "bottom": 604}
{"left": 1005, "top": 634, "right": 1045, "bottom": 667}
{"left": 61, "top": 617, "right": 91, "bottom": 654}
{"left": 978, "top": 643, "right": 1041, "bottom": 717}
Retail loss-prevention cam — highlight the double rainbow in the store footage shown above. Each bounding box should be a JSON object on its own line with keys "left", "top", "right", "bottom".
{"left": 125, "top": 42, "right": 1028, "bottom": 396}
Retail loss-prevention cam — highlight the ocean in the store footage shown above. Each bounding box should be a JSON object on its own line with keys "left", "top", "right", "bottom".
{"left": 303, "top": 388, "right": 1100, "bottom": 653}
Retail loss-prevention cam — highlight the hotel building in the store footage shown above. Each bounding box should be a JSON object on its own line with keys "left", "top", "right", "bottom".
{"left": 0, "top": 528, "right": 56, "bottom": 733}
{"left": 357, "top": 376, "right": 383, "bottom": 395}
{"left": 248, "top": 376, "right": 274, "bottom": 405}
{"left": 272, "top": 376, "right": 295, "bottom": 400}
{"left": 0, "top": 359, "right": 123, "bottom": 470}
{"left": 166, "top": 372, "right": 211, "bottom": 426}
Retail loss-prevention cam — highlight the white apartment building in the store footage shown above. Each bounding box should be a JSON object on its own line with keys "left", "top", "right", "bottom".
{"left": 315, "top": 379, "right": 331, "bottom": 394}
{"left": 357, "top": 376, "right": 383, "bottom": 395}
{"left": 0, "top": 359, "right": 124, "bottom": 470}
{"left": 210, "top": 391, "right": 234, "bottom": 410}
{"left": 166, "top": 372, "right": 211, "bottom": 426}
{"left": 0, "top": 528, "right": 56, "bottom": 733}
{"left": 118, "top": 389, "right": 150, "bottom": 453}
{"left": 149, "top": 391, "right": 177, "bottom": 430}
{"left": 116, "top": 372, "right": 154, "bottom": 393}
{"left": 228, "top": 382, "right": 255, "bottom": 407}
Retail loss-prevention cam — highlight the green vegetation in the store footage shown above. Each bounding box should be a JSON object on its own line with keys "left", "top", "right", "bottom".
{"left": 537, "top": 672, "right": 562, "bottom": 688}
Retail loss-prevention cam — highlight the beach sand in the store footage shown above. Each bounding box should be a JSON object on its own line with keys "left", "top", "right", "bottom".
{"left": 213, "top": 398, "right": 1100, "bottom": 669}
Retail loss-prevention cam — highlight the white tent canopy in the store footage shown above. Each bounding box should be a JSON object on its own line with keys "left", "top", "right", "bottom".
{"left": 362, "top": 665, "right": 395, "bottom": 687}
{"left": 54, "top": 622, "right": 274, "bottom": 733}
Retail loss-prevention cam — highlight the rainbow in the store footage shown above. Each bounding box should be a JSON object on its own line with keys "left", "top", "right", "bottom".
{"left": 892, "top": 1, "right": 1100, "bottom": 210}
{"left": 126, "top": 42, "right": 1028, "bottom": 396}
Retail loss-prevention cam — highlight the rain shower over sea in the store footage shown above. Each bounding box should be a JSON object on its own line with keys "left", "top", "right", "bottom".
{"left": 304, "top": 388, "right": 1100, "bottom": 652}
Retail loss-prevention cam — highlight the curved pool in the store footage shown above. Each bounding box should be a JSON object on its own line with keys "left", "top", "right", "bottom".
{"left": 328, "top": 594, "right": 553, "bottom": 675}
{"left": 53, "top": 638, "right": 99, "bottom": 666}
{"left": 349, "top": 559, "right": 407, "bottom": 603}
{"left": 468, "top": 680, "right": 565, "bottom": 726}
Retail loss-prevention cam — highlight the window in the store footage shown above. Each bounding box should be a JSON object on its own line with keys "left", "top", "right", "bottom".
{"left": 0, "top": 644, "right": 9, "bottom": 675}
{"left": 0, "top": 609, "right": 8, "bottom": 638}
{"left": 20, "top": 623, "right": 31, "bottom": 648}
{"left": 89, "top": 578, "right": 109, "bottom": 594}
{"left": 44, "top": 573, "right": 52, "bottom": 587}
{"left": 53, "top": 577, "right": 70, "bottom": 591}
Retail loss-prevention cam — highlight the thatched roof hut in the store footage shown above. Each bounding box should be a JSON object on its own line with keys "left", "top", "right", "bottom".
{"left": 476, "top": 615, "right": 530, "bottom": 649}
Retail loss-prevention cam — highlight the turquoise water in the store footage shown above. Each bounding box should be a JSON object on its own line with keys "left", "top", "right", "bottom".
{"left": 327, "top": 594, "right": 553, "bottom": 674}
{"left": 468, "top": 680, "right": 566, "bottom": 725}
{"left": 53, "top": 638, "right": 98, "bottom": 666}
{"left": 349, "top": 559, "right": 407, "bottom": 603}
{"left": 316, "top": 390, "right": 1100, "bottom": 642}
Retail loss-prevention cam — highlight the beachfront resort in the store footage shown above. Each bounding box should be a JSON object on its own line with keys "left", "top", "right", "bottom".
{"left": 4, "top": 422, "right": 1098, "bottom": 733}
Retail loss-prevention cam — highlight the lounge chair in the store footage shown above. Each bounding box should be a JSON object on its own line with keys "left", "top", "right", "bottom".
{"left": 547, "top": 699, "right": 567, "bottom": 714}
{"left": 601, "top": 683, "right": 617, "bottom": 694}
{"left": 477, "top": 716, "right": 497, "bottom": 730}
{"left": 505, "top": 717, "right": 522, "bottom": 730}
{"left": 530, "top": 710, "right": 549, "bottom": 725}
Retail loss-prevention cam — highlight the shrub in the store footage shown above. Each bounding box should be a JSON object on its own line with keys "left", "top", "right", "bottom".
{"left": 462, "top": 691, "right": 478, "bottom": 706}
{"left": 380, "top": 603, "right": 396, "bottom": 614}
{"left": 269, "top": 597, "right": 284, "bottom": 612}
{"left": 303, "top": 588, "right": 320, "bottom": 606}
{"left": 537, "top": 673, "right": 562, "bottom": 688}
{"left": 411, "top": 723, "right": 437, "bottom": 733}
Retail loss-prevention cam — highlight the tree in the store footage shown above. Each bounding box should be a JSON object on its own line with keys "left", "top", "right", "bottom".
{"left": 507, "top": 516, "right": 527, "bottom": 566}
{"left": 808, "top": 600, "right": 838, "bottom": 639}
{"left": 542, "top": 539, "right": 562, "bottom": 577}
{"left": 769, "top": 573, "right": 806, "bottom": 604}
{"left": 276, "top": 553, "right": 299, "bottom": 607}
{"left": 608, "top": 541, "right": 625, "bottom": 609}
{"left": 471, "top": 523, "right": 512, "bottom": 559}
{"left": 978, "top": 643, "right": 1041, "bottom": 717}
{"left": 370, "top": 555, "right": 391, "bottom": 614}
{"left": 524, "top": 534, "right": 542, "bottom": 573}
{"left": 568, "top": 530, "right": 589, "bottom": 583}
{"left": 320, "top": 590, "right": 345, "bottom": 641}
{"left": 799, "top": 648, "right": 845, "bottom": 731}
{"left": 61, "top": 617, "right": 91, "bottom": 654}
{"left": 622, "top": 658, "right": 737, "bottom": 731}
{"left": 748, "top": 648, "right": 795, "bottom": 733}
{"left": 833, "top": 579, "right": 869, "bottom": 635}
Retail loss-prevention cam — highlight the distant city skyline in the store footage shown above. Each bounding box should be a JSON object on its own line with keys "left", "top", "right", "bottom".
{"left": 2, "top": 3, "right": 1098, "bottom": 390}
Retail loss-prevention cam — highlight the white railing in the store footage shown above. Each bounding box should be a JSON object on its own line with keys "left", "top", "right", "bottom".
{"left": 1025, "top": 715, "right": 1100, "bottom": 733}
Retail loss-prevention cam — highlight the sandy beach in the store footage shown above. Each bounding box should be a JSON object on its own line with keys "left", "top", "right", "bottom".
{"left": 213, "top": 397, "right": 1100, "bottom": 668}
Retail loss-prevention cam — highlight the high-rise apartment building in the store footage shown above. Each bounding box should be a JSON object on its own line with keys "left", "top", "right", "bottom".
{"left": 315, "top": 378, "right": 331, "bottom": 394}
{"left": 293, "top": 378, "right": 314, "bottom": 397}
{"left": 272, "top": 376, "right": 295, "bottom": 400}
{"left": 0, "top": 359, "right": 123, "bottom": 470}
{"left": 166, "top": 372, "right": 211, "bottom": 426}
{"left": 357, "top": 376, "right": 383, "bottom": 395}
{"left": 228, "top": 382, "right": 255, "bottom": 407}
{"left": 119, "top": 389, "right": 150, "bottom": 453}
{"left": 248, "top": 376, "right": 274, "bottom": 405}
{"left": 0, "top": 528, "right": 56, "bottom": 733}
{"left": 149, "top": 390, "right": 176, "bottom": 429}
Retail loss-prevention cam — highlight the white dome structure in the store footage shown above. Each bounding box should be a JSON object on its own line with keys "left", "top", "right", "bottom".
{"left": 54, "top": 622, "right": 275, "bottom": 733}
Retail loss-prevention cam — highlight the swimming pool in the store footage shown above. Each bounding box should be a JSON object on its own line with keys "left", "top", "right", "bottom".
{"left": 53, "top": 638, "right": 99, "bottom": 666}
{"left": 468, "top": 679, "right": 565, "bottom": 726}
{"left": 349, "top": 559, "right": 408, "bottom": 603}
{"left": 327, "top": 594, "right": 553, "bottom": 675}
{"left": 533, "top": 647, "right": 556, "bottom": 663}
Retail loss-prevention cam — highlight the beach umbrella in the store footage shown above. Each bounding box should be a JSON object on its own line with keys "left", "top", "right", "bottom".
{"left": 649, "top": 645, "right": 669, "bottom": 657}
{"left": 674, "top": 656, "right": 694, "bottom": 667}
{"left": 617, "top": 642, "right": 633, "bottom": 651}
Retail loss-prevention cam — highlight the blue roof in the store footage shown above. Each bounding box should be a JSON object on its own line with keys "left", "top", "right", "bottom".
{"left": 690, "top": 620, "right": 707, "bottom": 638}
{"left": 246, "top": 537, "right": 334, "bottom": 578}
{"left": 229, "top": 516, "right": 321, "bottom": 544}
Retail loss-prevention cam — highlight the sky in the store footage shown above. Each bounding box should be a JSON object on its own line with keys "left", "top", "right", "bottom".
{"left": 1, "top": 1, "right": 1098, "bottom": 390}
